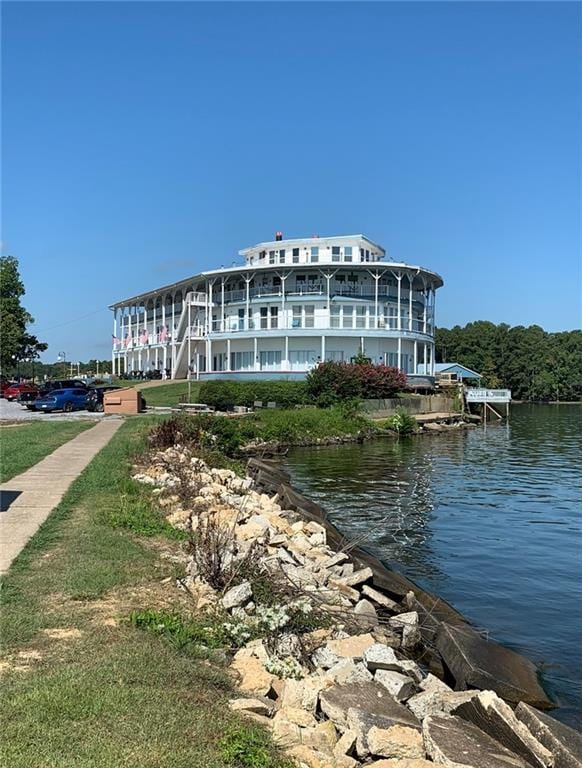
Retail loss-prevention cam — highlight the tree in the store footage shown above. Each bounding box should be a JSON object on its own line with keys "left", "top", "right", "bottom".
{"left": 0, "top": 256, "right": 47, "bottom": 373}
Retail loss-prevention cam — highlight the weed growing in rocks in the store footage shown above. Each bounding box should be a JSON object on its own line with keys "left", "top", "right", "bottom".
{"left": 219, "top": 724, "right": 294, "bottom": 768}
{"left": 127, "top": 608, "right": 228, "bottom": 655}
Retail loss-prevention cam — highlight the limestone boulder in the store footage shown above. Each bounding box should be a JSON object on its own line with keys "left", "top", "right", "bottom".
{"left": 452, "top": 690, "right": 553, "bottom": 768}
{"left": 319, "top": 681, "right": 421, "bottom": 734}
{"left": 407, "top": 689, "right": 479, "bottom": 720}
{"left": 271, "top": 710, "right": 302, "bottom": 748}
{"left": 228, "top": 697, "right": 275, "bottom": 717}
{"left": 363, "top": 643, "right": 400, "bottom": 671}
{"left": 326, "top": 633, "right": 376, "bottom": 661}
{"left": 353, "top": 598, "right": 380, "bottom": 628}
{"left": 436, "top": 623, "right": 552, "bottom": 709}
{"left": 221, "top": 580, "right": 252, "bottom": 610}
{"left": 326, "top": 659, "right": 373, "bottom": 685}
{"left": 516, "top": 702, "right": 582, "bottom": 768}
{"left": 280, "top": 676, "right": 327, "bottom": 713}
{"left": 230, "top": 654, "right": 274, "bottom": 696}
{"left": 302, "top": 720, "right": 338, "bottom": 754}
{"left": 367, "top": 725, "right": 425, "bottom": 760}
{"left": 362, "top": 584, "right": 400, "bottom": 612}
{"left": 423, "top": 713, "right": 529, "bottom": 767}
{"left": 374, "top": 670, "right": 416, "bottom": 702}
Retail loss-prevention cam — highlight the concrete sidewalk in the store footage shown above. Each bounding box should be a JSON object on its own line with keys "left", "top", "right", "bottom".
{"left": 0, "top": 418, "right": 123, "bottom": 574}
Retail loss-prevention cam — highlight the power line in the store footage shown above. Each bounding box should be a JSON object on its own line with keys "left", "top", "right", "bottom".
{"left": 32, "top": 306, "right": 109, "bottom": 334}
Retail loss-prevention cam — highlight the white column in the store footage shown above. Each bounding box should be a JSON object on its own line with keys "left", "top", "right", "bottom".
{"left": 245, "top": 276, "right": 251, "bottom": 330}
{"left": 374, "top": 273, "right": 379, "bottom": 329}
{"left": 221, "top": 278, "right": 225, "bottom": 331}
{"left": 423, "top": 286, "right": 428, "bottom": 334}
{"left": 153, "top": 301, "right": 157, "bottom": 346}
{"left": 321, "top": 335, "right": 325, "bottom": 362}
{"left": 208, "top": 282, "right": 214, "bottom": 334}
{"left": 227, "top": 338, "right": 231, "bottom": 371}
{"left": 171, "top": 295, "right": 176, "bottom": 377}
{"left": 254, "top": 337, "right": 258, "bottom": 371}
{"left": 432, "top": 289, "right": 436, "bottom": 334}
{"left": 397, "top": 337, "right": 402, "bottom": 371}
{"left": 408, "top": 275, "right": 413, "bottom": 331}
{"left": 397, "top": 273, "right": 402, "bottom": 330}
{"left": 112, "top": 309, "right": 117, "bottom": 376}
{"left": 284, "top": 336, "right": 289, "bottom": 368}
{"left": 188, "top": 299, "right": 192, "bottom": 379}
{"left": 360, "top": 336, "right": 365, "bottom": 356}
{"left": 430, "top": 343, "right": 435, "bottom": 376}
{"left": 414, "top": 340, "right": 418, "bottom": 374}
{"left": 208, "top": 338, "right": 212, "bottom": 372}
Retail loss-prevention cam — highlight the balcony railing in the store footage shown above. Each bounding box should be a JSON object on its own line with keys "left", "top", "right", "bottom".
{"left": 209, "top": 318, "right": 431, "bottom": 334}
{"left": 219, "top": 285, "right": 428, "bottom": 304}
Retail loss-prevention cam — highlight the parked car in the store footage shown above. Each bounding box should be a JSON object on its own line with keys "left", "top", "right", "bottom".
{"left": 34, "top": 388, "right": 89, "bottom": 413}
{"left": 0, "top": 379, "right": 16, "bottom": 398}
{"left": 86, "top": 386, "right": 120, "bottom": 412}
{"left": 4, "top": 382, "right": 38, "bottom": 402}
{"left": 19, "top": 379, "right": 91, "bottom": 410}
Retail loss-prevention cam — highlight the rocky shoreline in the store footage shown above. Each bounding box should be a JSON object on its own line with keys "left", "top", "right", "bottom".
{"left": 133, "top": 447, "right": 582, "bottom": 768}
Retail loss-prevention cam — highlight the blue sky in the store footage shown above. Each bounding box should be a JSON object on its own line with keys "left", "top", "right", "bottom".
{"left": 2, "top": 1, "right": 581, "bottom": 362}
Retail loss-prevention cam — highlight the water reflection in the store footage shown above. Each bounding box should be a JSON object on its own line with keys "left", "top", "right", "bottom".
{"left": 286, "top": 405, "right": 582, "bottom": 728}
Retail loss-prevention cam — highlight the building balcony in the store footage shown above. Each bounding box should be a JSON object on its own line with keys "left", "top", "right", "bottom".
{"left": 220, "top": 285, "right": 428, "bottom": 304}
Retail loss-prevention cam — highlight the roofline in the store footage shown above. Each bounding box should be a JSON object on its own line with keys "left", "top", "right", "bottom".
{"left": 437, "top": 362, "right": 482, "bottom": 377}
{"left": 239, "top": 234, "right": 385, "bottom": 256}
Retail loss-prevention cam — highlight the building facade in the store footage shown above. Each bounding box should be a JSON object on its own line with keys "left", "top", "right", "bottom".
{"left": 110, "top": 234, "right": 444, "bottom": 381}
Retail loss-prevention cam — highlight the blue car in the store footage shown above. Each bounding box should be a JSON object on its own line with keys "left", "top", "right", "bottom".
{"left": 35, "top": 388, "right": 89, "bottom": 413}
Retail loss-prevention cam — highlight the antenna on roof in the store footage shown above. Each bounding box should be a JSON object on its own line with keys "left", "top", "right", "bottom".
{"left": 275, "top": 231, "right": 283, "bottom": 241}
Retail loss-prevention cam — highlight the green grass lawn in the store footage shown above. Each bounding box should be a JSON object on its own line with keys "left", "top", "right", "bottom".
{"left": 134, "top": 381, "right": 201, "bottom": 407}
{"left": 0, "top": 421, "right": 95, "bottom": 482}
{"left": 0, "top": 416, "right": 289, "bottom": 768}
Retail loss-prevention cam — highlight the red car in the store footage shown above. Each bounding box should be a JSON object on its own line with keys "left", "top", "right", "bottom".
{"left": 3, "top": 382, "right": 38, "bottom": 401}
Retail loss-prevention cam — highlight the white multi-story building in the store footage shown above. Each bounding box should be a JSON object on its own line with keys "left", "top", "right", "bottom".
{"left": 110, "top": 234, "right": 443, "bottom": 381}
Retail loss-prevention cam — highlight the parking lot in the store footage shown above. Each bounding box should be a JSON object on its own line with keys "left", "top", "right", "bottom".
{"left": 0, "top": 398, "right": 106, "bottom": 422}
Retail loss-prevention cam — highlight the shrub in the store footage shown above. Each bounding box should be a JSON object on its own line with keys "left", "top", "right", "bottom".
{"left": 387, "top": 408, "right": 417, "bottom": 435}
{"left": 198, "top": 380, "right": 308, "bottom": 411}
{"left": 306, "top": 362, "right": 407, "bottom": 404}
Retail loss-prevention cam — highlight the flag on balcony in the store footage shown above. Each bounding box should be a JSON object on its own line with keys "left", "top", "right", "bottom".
{"left": 159, "top": 325, "right": 168, "bottom": 342}
{"left": 112, "top": 334, "right": 120, "bottom": 347}
{"left": 139, "top": 329, "right": 149, "bottom": 345}
{"left": 124, "top": 333, "right": 132, "bottom": 348}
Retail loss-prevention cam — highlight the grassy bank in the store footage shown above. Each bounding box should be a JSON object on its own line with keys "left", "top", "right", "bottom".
{"left": 133, "top": 380, "right": 201, "bottom": 407}
{"left": 0, "top": 416, "right": 289, "bottom": 768}
{"left": 0, "top": 421, "right": 95, "bottom": 482}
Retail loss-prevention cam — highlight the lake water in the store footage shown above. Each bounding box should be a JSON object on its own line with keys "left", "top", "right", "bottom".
{"left": 285, "top": 404, "right": 582, "bottom": 728}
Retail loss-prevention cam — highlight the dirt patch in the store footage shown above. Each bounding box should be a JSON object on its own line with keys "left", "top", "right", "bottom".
{"left": 0, "top": 648, "right": 43, "bottom": 674}
{"left": 42, "top": 628, "right": 83, "bottom": 640}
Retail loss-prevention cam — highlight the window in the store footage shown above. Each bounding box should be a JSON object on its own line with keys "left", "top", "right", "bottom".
{"left": 360, "top": 248, "right": 364, "bottom": 260}
{"left": 343, "top": 305, "right": 354, "bottom": 328}
{"left": 386, "top": 352, "right": 398, "bottom": 367}
{"left": 279, "top": 249, "right": 286, "bottom": 264}
{"left": 259, "top": 350, "right": 282, "bottom": 369}
{"left": 259, "top": 250, "right": 266, "bottom": 260}
{"left": 260, "top": 307, "right": 268, "bottom": 329}
{"left": 270, "top": 306, "right": 278, "bottom": 329}
{"left": 332, "top": 246, "right": 341, "bottom": 262}
{"left": 326, "top": 350, "right": 344, "bottom": 362}
{"left": 292, "top": 306, "right": 302, "bottom": 328}
{"left": 269, "top": 250, "right": 276, "bottom": 265}
{"left": 356, "top": 306, "right": 366, "bottom": 329}
{"left": 310, "top": 246, "right": 319, "bottom": 262}
{"left": 238, "top": 308, "right": 245, "bottom": 331}
{"left": 344, "top": 246, "right": 352, "bottom": 262}
{"left": 292, "top": 247, "right": 300, "bottom": 263}
{"left": 384, "top": 304, "right": 398, "bottom": 329}
{"left": 304, "top": 305, "right": 315, "bottom": 328}
{"left": 231, "top": 351, "right": 254, "bottom": 371}
{"left": 213, "top": 353, "right": 227, "bottom": 372}
{"left": 289, "top": 350, "right": 317, "bottom": 367}
{"left": 330, "top": 305, "right": 341, "bottom": 328}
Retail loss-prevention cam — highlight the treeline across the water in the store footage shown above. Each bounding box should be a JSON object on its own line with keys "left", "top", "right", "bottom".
{"left": 436, "top": 322, "right": 582, "bottom": 401}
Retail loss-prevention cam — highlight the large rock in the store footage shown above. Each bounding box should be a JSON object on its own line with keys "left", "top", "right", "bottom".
{"left": 364, "top": 643, "right": 400, "bottom": 671}
{"left": 326, "top": 659, "right": 373, "bottom": 685}
{"left": 326, "top": 633, "right": 376, "bottom": 661}
{"left": 320, "top": 682, "right": 420, "bottom": 733}
{"left": 516, "top": 702, "right": 582, "bottom": 768}
{"left": 375, "top": 670, "right": 416, "bottom": 702}
{"left": 230, "top": 654, "right": 274, "bottom": 696}
{"left": 407, "top": 689, "right": 479, "bottom": 721}
{"left": 228, "top": 697, "right": 275, "bottom": 717}
{"left": 453, "top": 691, "right": 553, "bottom": 768}
{"left": 280, "top": 677, "right": 326, "bottom": 712}
{"left": 367, "top": 761, "right": 436, "bottom": 767}
{"left": 354, "top": 599, "right": 380, "bottom": 628}
{"left": 367, "top": 725, "right": 425, "bottom": 760}
{"left": 221, "top": 580, "right": 252, "bottom": 610}
{"left": 436, "top": 622, "right": 552, "bottom": 709}
{"left": 423, "top": 713, "right": 529, "bottom": 767}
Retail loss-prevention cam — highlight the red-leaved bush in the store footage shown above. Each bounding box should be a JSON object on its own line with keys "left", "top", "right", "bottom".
{"left": 306, "top": 362, "right": 407, "bottom": 404}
